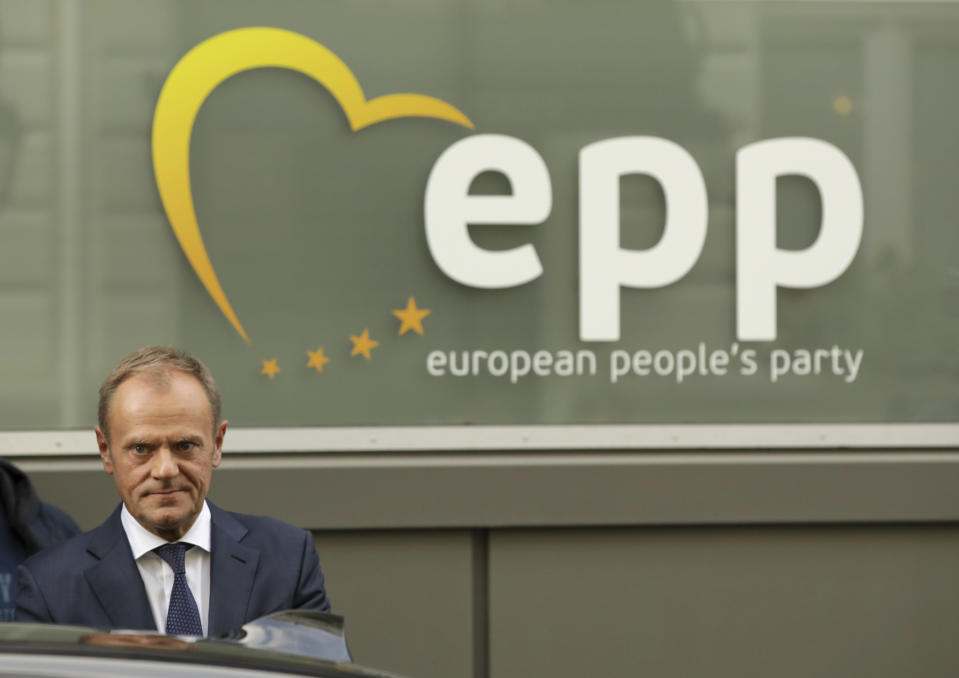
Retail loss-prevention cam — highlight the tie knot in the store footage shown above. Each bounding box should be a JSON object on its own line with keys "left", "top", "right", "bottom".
{"left": 154, "top": 542, "right": 192, "bottom": 574}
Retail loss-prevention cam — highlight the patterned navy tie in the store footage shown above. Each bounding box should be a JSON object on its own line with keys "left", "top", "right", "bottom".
{"left": 154, "top": 542, "right": 203, "bottom": 636}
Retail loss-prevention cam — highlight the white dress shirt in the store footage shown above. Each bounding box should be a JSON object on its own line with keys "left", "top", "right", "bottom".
{"left": 120, "top": 501, "right": 212, "bottom": 636}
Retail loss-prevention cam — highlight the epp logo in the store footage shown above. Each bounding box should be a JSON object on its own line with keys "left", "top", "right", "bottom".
{"left": 153, "top": 28, "right": 863, "bottom": 345}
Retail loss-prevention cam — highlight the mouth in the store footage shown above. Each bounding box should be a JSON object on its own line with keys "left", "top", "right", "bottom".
{"left": 149, "top": 489, "right": 186, "bottom": 498}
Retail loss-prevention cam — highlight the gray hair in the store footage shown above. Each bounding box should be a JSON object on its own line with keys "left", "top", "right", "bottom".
{"left": 98, "top": 345, "right": 221, "bottom": 440}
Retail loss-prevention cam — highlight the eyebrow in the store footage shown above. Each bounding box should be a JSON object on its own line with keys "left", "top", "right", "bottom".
{"left": 120, "top": 434, "right": 205, "bottom": 448}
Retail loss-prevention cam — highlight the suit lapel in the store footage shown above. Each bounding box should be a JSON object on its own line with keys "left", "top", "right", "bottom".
{"left": 207, "top": 504, "right": 260, "bottom": 636}
{"left": 83, "top": 506, "right": 156, "bottom": 631}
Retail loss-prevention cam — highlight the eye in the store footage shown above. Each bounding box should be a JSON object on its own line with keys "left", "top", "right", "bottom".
{"left": 133, "top": 444, "right": 148, "bottom": 454}
{"left": 176, "top": 440, "right": 196, "bottom": 452}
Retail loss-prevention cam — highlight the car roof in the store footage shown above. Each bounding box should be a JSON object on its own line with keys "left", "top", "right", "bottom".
{"left": 0, "top": 616, "right": 408, "bottom": 678}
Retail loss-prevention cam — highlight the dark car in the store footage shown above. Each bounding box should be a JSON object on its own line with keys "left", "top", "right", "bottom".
{"left": 0, "top": 611, "right": 407, "bottom": 678}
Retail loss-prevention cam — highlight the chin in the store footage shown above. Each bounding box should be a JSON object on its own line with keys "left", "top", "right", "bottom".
{"left": 150, "top": 516, "right": 183, "bottom": 529}
{"left": 143, "top": 509, "right": 190, "bottom": 530}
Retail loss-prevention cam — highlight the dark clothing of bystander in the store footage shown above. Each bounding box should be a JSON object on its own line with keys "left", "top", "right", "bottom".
{"left": 0, "top": 458, "right": 80, "bottom": 620}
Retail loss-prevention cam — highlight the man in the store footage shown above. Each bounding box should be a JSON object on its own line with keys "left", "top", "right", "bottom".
{"left": 16, "top": 346, "right": 330, "bottom": 635}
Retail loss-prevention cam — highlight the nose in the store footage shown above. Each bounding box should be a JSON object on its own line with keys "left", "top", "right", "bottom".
{"left": 150, "top": 447, "right": 179, "bottom": 479}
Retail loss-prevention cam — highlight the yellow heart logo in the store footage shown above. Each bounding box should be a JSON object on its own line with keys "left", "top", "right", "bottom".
{"left": 152, "top": 27, "right": 474, "bottom": 343}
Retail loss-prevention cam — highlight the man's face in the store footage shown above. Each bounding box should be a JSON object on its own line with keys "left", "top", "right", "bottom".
{"left": 96, "top": 370, "right": 226, "bottom": 541}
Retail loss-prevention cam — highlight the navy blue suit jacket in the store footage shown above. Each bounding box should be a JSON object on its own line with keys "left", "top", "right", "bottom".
{"left": 15, "top": 503, "right": 330, "bottom": 635}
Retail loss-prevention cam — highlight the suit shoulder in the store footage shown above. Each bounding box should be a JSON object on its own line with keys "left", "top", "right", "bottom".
{"left": 221, "top": 509, "right": 309, "bottom": 535}
{"left": 213, "top": 507, "right": 312, "bottom": 547}
{"left": 19, "top": 529, "right": 95, "bottom": 578}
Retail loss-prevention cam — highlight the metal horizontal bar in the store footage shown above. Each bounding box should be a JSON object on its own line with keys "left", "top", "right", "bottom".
{"left": 1, "top": 423, "right": 958, "bottom": 457}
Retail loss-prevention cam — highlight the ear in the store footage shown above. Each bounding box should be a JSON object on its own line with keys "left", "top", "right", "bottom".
{"left": 212, "top": 420, "right": 227, "bottom": 468}
{"left": 95, "top": 426, "right": 114, "bottom": 476}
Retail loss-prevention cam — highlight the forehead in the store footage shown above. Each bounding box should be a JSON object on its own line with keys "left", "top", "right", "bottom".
{"left": 108, "top": 370, "right": 214, "bottom": 434}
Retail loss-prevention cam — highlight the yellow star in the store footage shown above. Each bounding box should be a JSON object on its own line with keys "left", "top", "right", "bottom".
{"left": 260, "top": 358, "right": 280, "bottom": 380}
{"left": 307, "top": 348, "right": 330, "bottom": 373}
{"left": 392, "top": 296, "right": 431, "bottom": 336}
{"left": 349, "top": 328, "right": 379, "bottom": 360}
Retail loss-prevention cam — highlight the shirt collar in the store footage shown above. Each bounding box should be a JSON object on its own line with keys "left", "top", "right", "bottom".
{"left": 120, "top": 501, "right": 212, "bottom": 560}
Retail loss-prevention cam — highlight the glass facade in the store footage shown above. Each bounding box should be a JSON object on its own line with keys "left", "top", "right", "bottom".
{"left": 0, "top": 0, "right": 957, "bottom": 429}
